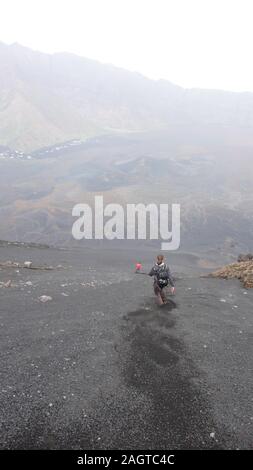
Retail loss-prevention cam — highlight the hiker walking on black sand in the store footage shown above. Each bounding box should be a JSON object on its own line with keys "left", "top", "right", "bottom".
{"left": 149, "top": 254, "right": 175, "bottom": 305}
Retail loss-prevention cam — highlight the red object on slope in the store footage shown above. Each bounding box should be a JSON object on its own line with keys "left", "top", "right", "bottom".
{"left": 135, "top": 263, "right": 142, "bottom": 272}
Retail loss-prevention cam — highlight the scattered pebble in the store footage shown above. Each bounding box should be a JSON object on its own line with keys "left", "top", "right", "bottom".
{"left": 38, "top": 295, "right": 52, "bottom": 303}
{"left": 24, "top": 261, "right": 32, "bottom": 268}
{"left": 1, "top": 280, "right": 12, "bottom": 288}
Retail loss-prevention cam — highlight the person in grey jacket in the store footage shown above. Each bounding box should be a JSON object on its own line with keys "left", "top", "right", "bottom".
{"left": 149, "top": 254, "right": 175, "bottom": 305}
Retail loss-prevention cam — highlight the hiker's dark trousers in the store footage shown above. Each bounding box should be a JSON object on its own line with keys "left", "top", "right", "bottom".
{"left": 154, "top": 283, "right": 166, "bottom": 305}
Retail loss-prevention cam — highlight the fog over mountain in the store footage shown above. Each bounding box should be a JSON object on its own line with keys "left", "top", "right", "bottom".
{"left": 1, "top": 41, "right": 253, "bottom": 151}
{"left": 0, "top": 41, "right": 253, "bottom": 254}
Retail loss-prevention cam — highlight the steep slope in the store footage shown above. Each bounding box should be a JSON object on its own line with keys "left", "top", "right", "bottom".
{"left": 0, "top": 42, "right": 178, "bottom": 150}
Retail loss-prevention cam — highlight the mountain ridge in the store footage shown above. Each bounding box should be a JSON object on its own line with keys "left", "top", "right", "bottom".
{"left": 1, "top": 41, "right": 253, "bottom": 151}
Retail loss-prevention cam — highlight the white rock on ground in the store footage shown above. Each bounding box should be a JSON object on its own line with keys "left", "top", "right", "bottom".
{"left": 24, "top": 261, "right": 32, "bottom": 268}
{"left": 38, "top": 295, "right": 53, "bottom": 303}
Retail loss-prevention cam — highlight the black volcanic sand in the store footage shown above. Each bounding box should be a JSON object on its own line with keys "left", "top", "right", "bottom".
{"left": 0, "top": 243, "right": 252, "bottom": 449}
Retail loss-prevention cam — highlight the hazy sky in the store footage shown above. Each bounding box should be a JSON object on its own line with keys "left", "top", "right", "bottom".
{"left": 1, "top": 0, "right": 253, "bottom": 92}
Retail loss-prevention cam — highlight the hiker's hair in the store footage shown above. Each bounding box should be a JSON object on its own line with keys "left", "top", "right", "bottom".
{"left": 157, "top": 254, "right": 164, "bottom": 261}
